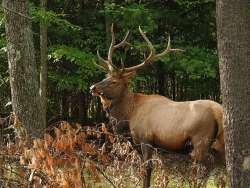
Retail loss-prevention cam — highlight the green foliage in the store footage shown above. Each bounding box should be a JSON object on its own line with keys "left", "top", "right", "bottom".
{"left": 175, "top": 0, "right": 215, "bottom": 7}
{"left": 31, "top": 7, "right": 80, "bottom": 31}
{"left": 0, "top": 37, "right": 6, "bottom": 54}
{"left": 173, "top": 47, "right": 218, "bottom": 79}
{"left": 48, "top": 45, "right": 103, "bottom": 91}
{"left": 0, "top": 13, "right": 4, "bottom": 29}
{"left": 29, "top": 3, "right": 82, "bottom": 45}
{"left": 0, "top": 0, "right": 220, "bottom": 114}
{"left": 150, "top": 0, "right": 216, "bottom": 49}
{"left": 104, "top": 3, "right": 156, "bottom": 32}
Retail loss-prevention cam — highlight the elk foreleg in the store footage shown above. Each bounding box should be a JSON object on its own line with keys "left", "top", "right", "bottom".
{"left": 141, "top": 143, "right": 153, "bottom": 188}
{"left": 190, "top": 133, "right": 213, "bottom": 163}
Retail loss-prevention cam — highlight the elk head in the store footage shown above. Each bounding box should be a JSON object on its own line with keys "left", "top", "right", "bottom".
{"left": 90, "top": 24, "right": 182, "bottom": 101}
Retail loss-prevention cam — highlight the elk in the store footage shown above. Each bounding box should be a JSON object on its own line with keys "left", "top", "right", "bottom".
{"left": 90, "top": 24, "right": 225, "bottom": 188}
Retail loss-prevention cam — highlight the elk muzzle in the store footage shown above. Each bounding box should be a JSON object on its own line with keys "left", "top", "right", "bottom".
{"left": 90, "top": 84, "right": 103, "bottom": 96}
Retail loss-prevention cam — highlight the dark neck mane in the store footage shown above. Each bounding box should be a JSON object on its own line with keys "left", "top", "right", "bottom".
{"left": 108, "top": 91, "right": 135, "bottom": 122}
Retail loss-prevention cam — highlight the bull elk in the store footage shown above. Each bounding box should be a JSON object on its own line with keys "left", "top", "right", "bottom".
{"left": 90, "top": 24, "right": 225, "bottom": 188}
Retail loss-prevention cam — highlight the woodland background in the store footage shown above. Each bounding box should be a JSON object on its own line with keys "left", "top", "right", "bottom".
{"left": 0, "top": 0, "right": 220, "bottom": 123}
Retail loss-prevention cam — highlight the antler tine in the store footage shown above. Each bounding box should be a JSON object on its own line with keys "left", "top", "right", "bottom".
{"left": 120, "top": 58, "right": 125, "bottom": 71}
{"left": 139, "top": 26, "right": 155, "bottom": 55}
{"left": 114, "top": 30, "right": 130, "bottom": 48}
{"left": 92, "top": 59, "right": 108, "bottom": 71}
{"left": 122, "top": 26, "right": 183, "bottom": 73}
{"left": 96, "top": 50, "right": 109, "bottom": 70}
{"left": 154, "top": 35, "right": 184, "bottom": 59}
{"left": 140, "top": 26, "right": 161, "bottom": 64}
{"left": 95, "top": 24, "right": 131, "bottom": 74}
{"left": 122, "top": 26, "right": 156, "bottom": 73}
{"left": 107, "top": 24, "right": 129, "bottom": 73}
{"left": 107, "top": 23, "right": 116, "bottom": 64}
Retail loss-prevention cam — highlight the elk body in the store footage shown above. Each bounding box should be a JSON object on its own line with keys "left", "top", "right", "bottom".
{"left": 90, "top": 25, "right": 225, "bottom": 188}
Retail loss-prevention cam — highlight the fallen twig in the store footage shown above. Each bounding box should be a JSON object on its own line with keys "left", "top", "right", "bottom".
{"left": 95, "top": 165, "right": 117, "bottom": 188}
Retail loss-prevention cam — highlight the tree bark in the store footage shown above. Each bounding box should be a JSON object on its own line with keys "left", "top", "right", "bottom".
{"left": 217, "top": 0, "right": 250, "bottom": 187}
{"left": 3, "top": 0, "right": 45, "bottom": 137}
{"left": 40, "top": 0, "right": 48, "bottom": 128}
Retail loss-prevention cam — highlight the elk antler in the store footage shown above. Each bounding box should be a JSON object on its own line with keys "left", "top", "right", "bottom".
{"left": 97, "top": 24, "right": 130, "bottom": 73}
{"left": 122, "top": 26, "right": 183, "bottom": 73}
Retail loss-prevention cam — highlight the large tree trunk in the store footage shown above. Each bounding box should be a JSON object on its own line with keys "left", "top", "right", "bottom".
{"left": 40, "top": 0, "right": 48, "bottom": 128}
{"left": 3, "top": 0, "right": 45, "bottom": 137}
{"left": 217, "top": 0, "right": 250, "bottom": 187}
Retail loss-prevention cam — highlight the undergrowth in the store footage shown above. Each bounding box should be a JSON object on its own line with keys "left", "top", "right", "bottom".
{"left": 0, "top": 116, "right": 227, "bottom": 188}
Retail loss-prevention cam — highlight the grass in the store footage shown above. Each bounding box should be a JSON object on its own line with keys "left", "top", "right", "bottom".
{"left": 83, "top": 167, "right": 227, "bottom": 188}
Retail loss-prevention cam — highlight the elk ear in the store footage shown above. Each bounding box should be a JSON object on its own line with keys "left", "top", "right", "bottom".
{"left": 121, "top": 71, "right": 136, "bottom": 80}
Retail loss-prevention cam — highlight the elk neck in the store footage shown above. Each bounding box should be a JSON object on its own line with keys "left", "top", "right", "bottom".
{"left": 108, "top": 87, "right": 135, "bottom": 122}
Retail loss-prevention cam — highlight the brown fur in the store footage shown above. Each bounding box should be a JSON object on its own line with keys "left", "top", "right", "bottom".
{"left": 93, "top": 79, "right": 225, "bottom": 156}
{"left": 91, "top": 78, "right": 225, "bottom": 188}
{"left": 90, "top": 25, "right": 224, "bottom": 187}
{"left": 100, "top": 95, "right": 111, "bottom": 111}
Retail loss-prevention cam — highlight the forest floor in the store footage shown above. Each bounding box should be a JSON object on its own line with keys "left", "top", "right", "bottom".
{"left": 0, "top": 121, "right": 227, "bottom": 188}
{"left": 83, "top": 168, "right": 227, "bottom": 188}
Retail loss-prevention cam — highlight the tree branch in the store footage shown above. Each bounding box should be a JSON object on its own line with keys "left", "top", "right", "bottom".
{"left": 1, "top": 4, "right": 33, "bottom": 21}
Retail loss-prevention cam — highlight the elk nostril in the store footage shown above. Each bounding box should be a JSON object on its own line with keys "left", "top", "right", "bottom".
{"left": 90, "top": 85, "right": 96, "bottom": 91}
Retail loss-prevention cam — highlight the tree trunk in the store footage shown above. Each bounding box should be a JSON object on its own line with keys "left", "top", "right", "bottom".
{"left": 3, "top": 0, "right": 45, "bottom": 137}
{"left": 217, "top": 0, "right": 250, "bottom": 187}
{"left": 40, "top": 0, "right": 48, "bottom": 128}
